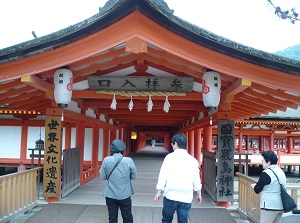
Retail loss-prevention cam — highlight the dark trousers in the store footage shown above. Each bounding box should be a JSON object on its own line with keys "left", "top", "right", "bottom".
{"left": 162, "top": 197, "right": 191, "bottom": 223}
{"left": 105, "top": 197, "right": 133, "bottom": 223}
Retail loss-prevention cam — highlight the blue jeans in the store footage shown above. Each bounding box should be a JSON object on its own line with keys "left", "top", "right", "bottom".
{"left": 162, "top": 197, "right": 191, "bottom": 223}
{"left": 105, "top": 197, "right": 133, "bottom": 223}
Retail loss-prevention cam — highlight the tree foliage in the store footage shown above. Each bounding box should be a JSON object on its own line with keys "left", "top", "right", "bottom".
{"left": 267, "top": 0, "right": 299, "bottom": 24}
{"left": 275, "top": 44, "right": 300, "bottom": 61}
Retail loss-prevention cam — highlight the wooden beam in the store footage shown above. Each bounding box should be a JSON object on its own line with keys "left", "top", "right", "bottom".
{"left": 238, "top": 93, "right": 287, "bottom": 112}
{"left": 220, "top": 78, "right": 251, "bottom": 103}
{"left": 107, "top": 114, "right": 190, "bottom": 120}
{"left": 0, "top": 90, "right": 43, "bottom": 106}
{"left": 243, "top": 88, "right": 298, "bottom": 110}
{"left": 97, "top": 108, "right": 197, "bottom": 116}
{"left": 21, "top": 75, "right": 53, "bottom": 91}
{"left": 85, "top": 100, "right": 204, "bottom": 110}
{"left": 46, "top": 108, "right": 117, "bottom": 130}
{"left": 45, "top": 90, "right": 202, "bottom": 101}
{"left": 0, "top": 85, "right": 33, "bottom": 100}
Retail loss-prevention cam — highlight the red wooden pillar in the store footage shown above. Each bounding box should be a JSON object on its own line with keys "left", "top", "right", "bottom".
{"left": 185, "top": 132, "right": 189, "bottom": 152}
{"left": 91, "top": 126, "right": 99, "bottom": 173}
{"left": 270, "top": 133, "right": 274, "bottom": 151}
{"left": 203, "top": 126, "right": 212, "bottom": 152}
{"left": 287, "top": 137, "right": 293, "bottom": 154}
{"left": 110, "top": 129, "right": 116, "bottom": 143}
{"left": 76, "top": 121, "right": 85, "bottom": 185}
{"left": 194, "top": 128, "right": 202, "bottom": 164}
{"left": 163, "top": 134, "right": 171, "bottom": 151}
{"left": 20, "top": 123, "right": 28, "bottom": 164}
{"left": 245, "top": 135, "right": 249, "bottom": 152}
{"left": 238, "top": 129, "right": 243, "bottom": 153}
{"left": 124, "top": 127, "right": 131, "bottom": 156}
{"left": 202, "top": 126, "right": 212, "bottom": 189}
{"left": 188, "top": 130, "right": 194, "bottom": 157}
{"left": 259, "top": 136, "right": 264, "bottom": 153}
{"left": 64, "top": 123, "right": 71, "bottom": 150}
{"left": 102, "top": 129, "right": 109, "bottom": 158}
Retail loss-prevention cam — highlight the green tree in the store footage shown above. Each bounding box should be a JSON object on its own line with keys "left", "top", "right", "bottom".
{"left": 268, "top": 0, "right": 299, "bottom": 24}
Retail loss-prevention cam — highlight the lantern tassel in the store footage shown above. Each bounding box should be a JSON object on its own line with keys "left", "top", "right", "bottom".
{"left": 147, "top": 95, "right": 153, "bottom": 112}
{"left": 163, "top": 96, "right": 171, "bottom": 113}
{"left": 61, "top": 110, "right": 64, "bottom": 121}
{"left": 128, "top": 95, "right": 134, "bottom": 111}
{"left": 210, "top": 115, "right": 212, "bottom": 125}
{"left": 110, "top": 94, "right": 117, "bottom": 110}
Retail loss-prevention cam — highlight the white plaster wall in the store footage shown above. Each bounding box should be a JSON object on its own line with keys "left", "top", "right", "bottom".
{"left": 98, "top": 129, "right": 103, "bottom": 161}
{"left": 84, "top": 128, "right": 92, "bottom": 161}
{"left": 0, "top": 126, "right": 21, "bottom": 158}
{"left": 71, "top": 127, "right": 76, "bottom": 148}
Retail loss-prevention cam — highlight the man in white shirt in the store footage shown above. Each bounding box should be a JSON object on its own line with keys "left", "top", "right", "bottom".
{"left": 154, "top": 133, "right": 202, "bottom": 223}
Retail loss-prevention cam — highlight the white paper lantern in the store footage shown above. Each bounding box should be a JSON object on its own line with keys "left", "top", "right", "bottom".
{"left": 54, "top": 68, "right": 73, "bottom": 108}
{"left": 202, "top": 71, "right": 221, "bottom": 111}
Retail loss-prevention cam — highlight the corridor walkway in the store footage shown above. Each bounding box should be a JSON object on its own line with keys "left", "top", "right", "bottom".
{"left": 17, "top": 146, "right": 251, "bottom": 223}
{"left": 58, "top": 146, "right": 215, "bottom": 208}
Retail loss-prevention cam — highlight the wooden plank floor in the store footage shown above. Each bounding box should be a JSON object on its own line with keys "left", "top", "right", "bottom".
{"left": 57, "top": 146, "right": 217, "bottom": 208}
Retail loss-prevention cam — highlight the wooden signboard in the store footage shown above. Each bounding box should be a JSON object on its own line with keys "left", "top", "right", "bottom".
{"left": 43, "top": 116, "right": 62, "bottom": 197}
{"left": 217, "top": 120, "right": 234, "bottom": 202}
{"left": 87, "top": 76, "right": 194, "bottom": 92}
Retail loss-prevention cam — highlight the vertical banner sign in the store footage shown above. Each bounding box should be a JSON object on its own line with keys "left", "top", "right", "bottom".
{"left": 217, "top": 120, "right": 234, "bottom": 202}
{"left": 43, "top": 116, "right": 62, "bottom": 197}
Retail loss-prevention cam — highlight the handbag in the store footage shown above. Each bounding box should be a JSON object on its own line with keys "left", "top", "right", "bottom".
{"left": 269, "top": 168, "right": 297, "bottom": 213}
{"left": 107, "top": 157, "right": 123, "bottom": 180}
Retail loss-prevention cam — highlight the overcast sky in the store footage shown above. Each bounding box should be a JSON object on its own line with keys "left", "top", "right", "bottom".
{"left": 1, "top": 0, "right": 300, "bottom": 53}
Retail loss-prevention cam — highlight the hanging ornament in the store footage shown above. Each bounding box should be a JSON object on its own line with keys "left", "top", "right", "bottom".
{"left": 163, "top": 96, "right": 171, "bottom": 113}
{"left": 61, "top": 110, "right": 64, "bottom": 121}
{"left": 128, "top": 95, "right": 134, "bottom": 111}
{"left": 110, "top": 94, "right": 117, "bottom": 110}
{"left": 147, "top": 95, "right": 153, "bottom": 112}
{"left": 54, "top": 68, "right": 73, "bottom": 108}
{"left": 202, "top": 71, "right": 221, "bottom": 111}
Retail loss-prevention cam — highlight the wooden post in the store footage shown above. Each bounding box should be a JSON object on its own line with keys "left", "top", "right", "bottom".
{"left": 91, "top": 126, "right": 99, "bottom": 173}
{"left": 102, "top": 129, "right": 109, "bottom": 158}
{"left": 238, "top": 129, "right": 243, "bottom": 153}
{"left": 188, "top": 130, "right": 194, "bottom": 157}
{"left": 20, "top": 124, "right": 28, "bottom": 163}
{"left": 64, "top": 124, "right": 71, "bottom": 150}
{"left": 194, "top": 128, "right": 202, "bottom": 164}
